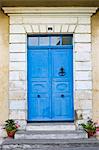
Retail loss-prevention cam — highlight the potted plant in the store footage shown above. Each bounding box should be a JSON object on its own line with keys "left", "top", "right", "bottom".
{"left": 81, "top": 118, "right": 96, "bottom": 138}
{"left": 4, "top": 119, "right": 20, "bottom": 138}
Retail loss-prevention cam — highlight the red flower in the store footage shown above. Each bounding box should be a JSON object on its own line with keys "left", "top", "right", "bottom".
{"left": 15, "top": 124, "right": 20, "bottom": 128}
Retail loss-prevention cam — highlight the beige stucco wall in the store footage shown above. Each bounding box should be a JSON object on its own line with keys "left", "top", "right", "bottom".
{"left": 0, "top": 9, "right": 9, "bottom": 124}
{"left": 92, "top": 9, "right": 99, "bottom": 121}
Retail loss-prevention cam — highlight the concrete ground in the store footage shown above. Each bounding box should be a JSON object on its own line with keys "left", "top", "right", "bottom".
{"left": 1, "top": 146, "right": 99, "bottom": 150}
{"left": 1, "top": 139, "right": 99, "bottom": 150}
{"left": 53, "top": 148, "right": 99, "bottom": 150}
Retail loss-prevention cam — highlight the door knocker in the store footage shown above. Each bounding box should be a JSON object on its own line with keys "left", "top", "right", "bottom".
{"left": 58, "top": 67, "right": 65, "bottom": 76}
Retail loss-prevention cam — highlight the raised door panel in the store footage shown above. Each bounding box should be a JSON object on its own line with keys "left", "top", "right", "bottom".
{"left": 52, "top": 95, "right": 72, "bottom": 120}
{"left": 28, "top": 50, "right": 48, "bottom": 78}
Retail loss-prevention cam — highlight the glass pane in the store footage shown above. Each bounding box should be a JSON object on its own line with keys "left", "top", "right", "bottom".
{"left": 62, "top": 36, "right": 73, "bottom": 45}
{"left": 28, "top": 37, "right": 38, "bottom": 46}
{"left": 39, "top": 37, "right": 49, "bottom": 46}
{"left": 51, "top": 36, "right": 60, "bottom": 46}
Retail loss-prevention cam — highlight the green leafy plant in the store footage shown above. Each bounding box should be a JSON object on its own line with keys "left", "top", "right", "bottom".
{"left": 4, "top": 119, "right": 20, "bottom": 132}
{"left": 81, "top": 118, "right": 96, "bottom": 134}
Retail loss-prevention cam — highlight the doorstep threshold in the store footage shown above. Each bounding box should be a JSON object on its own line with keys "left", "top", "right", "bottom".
{"left": 27, "top": 122, "right": 75, "bottom": 126}
{"left": 26, "top": 122, "right": 76, "bottom": 131}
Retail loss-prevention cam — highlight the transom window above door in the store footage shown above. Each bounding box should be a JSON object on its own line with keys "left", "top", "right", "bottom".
{"left": 28, "top": 35, "right": 73, "bottom": 46}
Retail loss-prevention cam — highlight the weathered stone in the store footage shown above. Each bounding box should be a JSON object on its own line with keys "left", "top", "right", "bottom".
{"left": 2, "top": 144, "right": 23, "bottom": 149}
{"left": 9, "top": 110, "right": 26, "bottom": 119}
{"left": 75, "top": 25, "right": 91, "bottom": 33}
{"left": 68, "top": 25, "right": 76, "bottom": 32}
{"left": 75, "top": 71, "right": 92, "bottom": 80}
{"left": 26, "top": 124, "right": 75, "bottom": 131}
{"left": 9, "top": 91, "right": 26, "bottom": 100}
{"left": 10, "top": 25, "right": 25, "bottom": 33}
{"left": 75, "top": 52, "right": 91, "bottom": 61}
{"left": 75, "top": 110, "right": 83, "bottom": 120}
{"left": 9, "top": 62, "right": 26, "bottom": 71}
{"left": 9, "top": 34, "right": 26, "bottom": 43}
{"left": 61, "top": 25, "right": 68, "bottom": 32}
{"left": 75, "top": 90, "right": 92, "bottom": 100}
{"left": 23, "top": 17, "right": 77, "bottom": 24}
{"left": 40, "top": 25, "right": 46, "bottom": 32}
{"left": 10, "top": 53, "right": 26, "bottom": 62}
{"left": 2, "top": 138, "right": 99, "bottom": 150}
{"left": 9, "top": 81, "right": 26, "bottom": 90}
{"left": 79, "top": 100, "right": 92, "bottom": 109}
{"left": 9, "top": 71, "right": 26, "bottom": 81}
{"left": 78, "top": 17, "right": 91, "bottom": 24}
{"left": 9, "top": 44, "right": 26, "bottom": 52}
{"left": 74, "top": 43, "right": 91, "bottom": 52}
{"left": 74, "top": 34, "right": 91, "bottom": 42}
{"left": 82, "top": 110, "right": 92, "bottom": 119}
{"left": 24, "top": 25, "right": 32, "bottom": 33}
{"left": 76, "top": 62, "right": 92, "bottom": 71}
{"left": 10, "top": 16, "right": 23, "bottom": 24}
{"left": 0, "top": 126, "right": 7, "bottom": 138}
{"left": 75, "top": 81, "right": 92, "bottom": 90}
{"left": 10, "top": 100, "right": 26, "bottom": 110}
{"left": 15, "top": 130, "right": 87, "bottom": 140}
{"left": 32, "top": 25, "right": 39, "bottom": 32}
{"left": 54, "top": 25, "right": 61, "bottom": 32}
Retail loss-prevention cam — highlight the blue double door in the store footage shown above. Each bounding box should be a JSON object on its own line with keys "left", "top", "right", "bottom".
{"left": 28, "top": 36, "right": 74, "bottom": 121}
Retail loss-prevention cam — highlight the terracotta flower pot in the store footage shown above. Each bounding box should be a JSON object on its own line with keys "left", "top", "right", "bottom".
{"left": 88, "top": 131, "right": 95, "bottom": 138}
{"left": 96, "top": 127, "right": 99, "bottom": 132}
{"left": 6, "top": 130, "right": 16, "bottom": 138}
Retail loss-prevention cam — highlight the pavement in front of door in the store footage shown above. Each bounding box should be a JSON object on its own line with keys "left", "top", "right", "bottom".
{"left": 1, "top": 139, "right": 99, "bottom": 150}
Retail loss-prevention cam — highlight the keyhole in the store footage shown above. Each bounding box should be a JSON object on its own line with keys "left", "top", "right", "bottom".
{"left": 37, "top": 95, "right": 40, "bottom": 98}
{"left": 61, "top": 94, "right": 64, "bottom": 98}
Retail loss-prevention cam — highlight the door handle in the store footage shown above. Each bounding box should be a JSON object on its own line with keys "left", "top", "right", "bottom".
{"left": 58, "top": 67, "right": 65, "bottom": 76}
{"left": 37, "top": 95, "right": 40, "bottom": 98}
{"left": 61, "top": 94, "right": 64, "bottom": 98}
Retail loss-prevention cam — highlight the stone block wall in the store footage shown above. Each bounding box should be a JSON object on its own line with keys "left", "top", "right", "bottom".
{"left": 8, "top": 12, "right": 92, "bottom": 126}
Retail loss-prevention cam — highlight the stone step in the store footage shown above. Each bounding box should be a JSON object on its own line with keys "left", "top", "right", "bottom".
{"left": 26, "top": 123, "right": 76, "bottom": 131}
{"left": 15, "top": 130, "right": 87, "bottom": 140}
{"left": 2, "top": 139, "right": 99, "bottom": 150}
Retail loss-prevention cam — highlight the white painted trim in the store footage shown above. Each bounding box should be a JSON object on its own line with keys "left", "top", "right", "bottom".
{"left": 2, "top": 7, "right": 98, "bottom": 16}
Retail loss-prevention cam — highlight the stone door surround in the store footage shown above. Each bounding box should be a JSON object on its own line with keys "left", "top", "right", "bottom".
{"left": 2, "top": 7, "right": 97, "bottom": 129}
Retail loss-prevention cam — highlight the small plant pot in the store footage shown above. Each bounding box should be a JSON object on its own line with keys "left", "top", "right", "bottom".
{"left": 6, "top": 130, "right": 16, "bottom": 138}
{"left": 96, "top": 127, "right": 99, "bottom": 132}
{"left": 88, "top": 131, "right": 95, "bottom": 138}
{"left": 96, "top": 128, "right": 99, "bottom": 140}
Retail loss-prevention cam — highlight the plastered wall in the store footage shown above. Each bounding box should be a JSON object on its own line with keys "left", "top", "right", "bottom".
{"left": 0, "top": 10, "right": 9, "bottom": 124}
{"left": 92, "top": 9, "right": 99, "bottom": 121}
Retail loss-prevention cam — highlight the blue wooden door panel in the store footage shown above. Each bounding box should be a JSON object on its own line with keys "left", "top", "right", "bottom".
{"left": 51, "top": 48, "right": 74, "bottom": 120}
{"left": 28, "top": 36, "right": 74, "bottom": 121}
{"left": 28, "top": 50, "right": 48, "bottom": 78}
{"left": 28, "top": 97, "right": 50, "bottom": 121}
{"left": 52, "top": 96, "right": 72, "bottom": 120}
{"left": 28, "top": 49, "right": 51, "bottom": 121}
